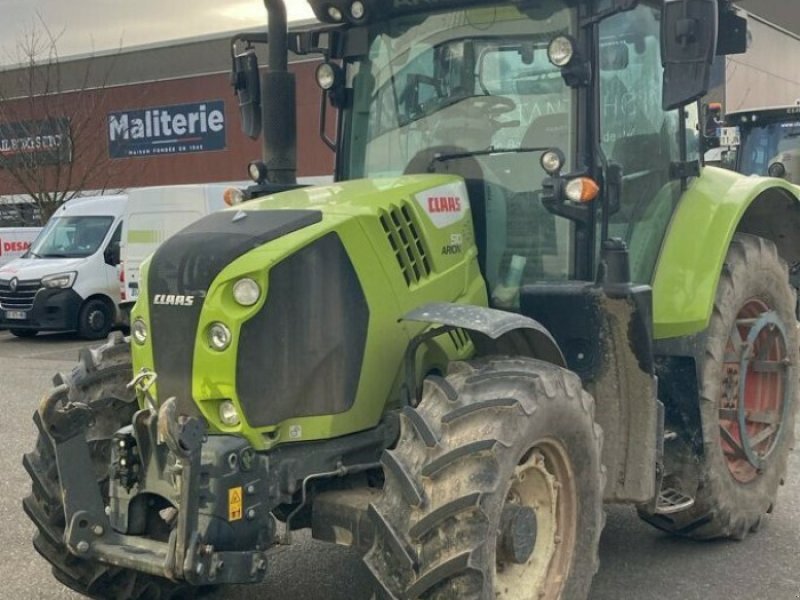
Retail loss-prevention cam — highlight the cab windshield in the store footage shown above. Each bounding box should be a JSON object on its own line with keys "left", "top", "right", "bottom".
{"left": 343, "top": 2, "right": 577, "bottom": 293}
{"left": 739, "top": 120, "right": 800, "bottom": 176}
{"left": 29, "top": 216, "right": 113, "bottom": 259}
{"left": 343, "top": 1, "right": 576, "bottom": 179}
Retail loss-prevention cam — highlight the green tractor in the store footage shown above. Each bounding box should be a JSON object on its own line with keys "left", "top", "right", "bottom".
{"left": 23, "top": 1, "right": 800, "bottom": 598}
{"left": 708, "top": 103, "right": 800, "bottom": 185}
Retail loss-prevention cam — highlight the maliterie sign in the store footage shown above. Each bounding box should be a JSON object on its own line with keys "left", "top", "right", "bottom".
{"left": 0, "top": 117, "right": 72, "bottom": 168}
{"left": 108, "top": 100, "right": 226, "bottom": 158}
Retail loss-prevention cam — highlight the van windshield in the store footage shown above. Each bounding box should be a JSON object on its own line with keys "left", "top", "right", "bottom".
{"left": 30, "top": 216, "right": 114, "bottom": 258}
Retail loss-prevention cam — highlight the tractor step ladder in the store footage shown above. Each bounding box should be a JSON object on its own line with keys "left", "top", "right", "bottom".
{"left": 655, "top": 488, "right": 695, "bottom": 515}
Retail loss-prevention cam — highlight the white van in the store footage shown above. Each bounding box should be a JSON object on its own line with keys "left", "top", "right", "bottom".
{"left": 0, "top": 227, "right": 42, "bottom": 267}
{"left": 119, "top": 184, "right": 230, "bottom": 306}
{"left": 0, "top": 196, "right": 127, "bottom": 339}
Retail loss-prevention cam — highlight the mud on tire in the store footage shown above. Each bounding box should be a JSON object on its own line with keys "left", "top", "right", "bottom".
{"left": 640, "top": 234, "right": 798, "bottom": 540}
{"left": 364, "top": 357, "right": 604, "bottom": 600}
{"left": 22, "top": 332, "right": 195, "bottom": 599}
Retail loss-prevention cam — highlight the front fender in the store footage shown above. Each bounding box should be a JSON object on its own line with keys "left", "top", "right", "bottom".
{"left": 403, "top": 302, "right": 566, "bottom": 367}
{"left": 653, "top": 166, "right": 800, "bottom": 339}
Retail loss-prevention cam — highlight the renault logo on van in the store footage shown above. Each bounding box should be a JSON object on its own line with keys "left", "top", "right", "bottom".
{"left": 9, "top": 277, "right": 18, "bottom": 292}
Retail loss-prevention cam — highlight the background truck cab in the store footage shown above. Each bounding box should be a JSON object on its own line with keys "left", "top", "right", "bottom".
{"left": 0, "top": 195, "right": 126, "bottom": 339}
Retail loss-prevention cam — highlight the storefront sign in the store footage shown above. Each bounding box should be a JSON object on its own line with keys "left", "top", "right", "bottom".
{"left": 0, "top": 118, "right": 72, "bottom": 168}
{"left": 108, "top": 100, "right": 226, "bottom": 158}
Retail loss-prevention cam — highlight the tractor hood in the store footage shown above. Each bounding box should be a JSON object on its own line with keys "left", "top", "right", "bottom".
{"left": 240, "top": 174, "right": 470, "bottom": 223}
{"left": 130, "top": 173, "right": 485, "bottom": 449}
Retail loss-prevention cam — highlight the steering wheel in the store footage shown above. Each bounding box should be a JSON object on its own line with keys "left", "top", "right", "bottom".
{"left": 463, "top": 95, "right": 517, "bottom": 118}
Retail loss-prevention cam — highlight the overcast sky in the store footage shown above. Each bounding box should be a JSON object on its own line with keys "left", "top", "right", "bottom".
{"left": 0, "top": 0, "right": 317, "bottom": 65}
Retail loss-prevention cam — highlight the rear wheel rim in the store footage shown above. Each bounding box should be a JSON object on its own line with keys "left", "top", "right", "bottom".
{"left": 719, "top": 299, "right": 791, "bottom": 483}
{"left": 495, "top": 439, "right": 577, "bottom": 600}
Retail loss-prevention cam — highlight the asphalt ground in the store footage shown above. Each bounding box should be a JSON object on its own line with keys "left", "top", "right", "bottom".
{"left": 0, "top": 330, "right": 798, "bottom": 599}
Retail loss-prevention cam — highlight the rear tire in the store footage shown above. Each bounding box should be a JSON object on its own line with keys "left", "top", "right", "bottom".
{"left": 22, "top": 333, "right": 195, "bottom": 599}
{"left": 364, "top": 357, "right": 604, "bottom": 600}
{"left": 78, "top": 298, "right": 114, "bottom": 340}
{"left": 10, "top": 328, "right": 38, "bottom": 338}
{"left": 640, "top": 234, "right": 798, "bottom": 540}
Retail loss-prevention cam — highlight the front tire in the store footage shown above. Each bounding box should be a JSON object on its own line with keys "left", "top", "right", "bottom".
{"left": 641, "top": 234, "right": 798, "bottom": 539}
{"left": 22, "top": 333, "right": 194, "bottom": 599}
{"left": 364, "top": 357, "right": 604, "bottom": 600}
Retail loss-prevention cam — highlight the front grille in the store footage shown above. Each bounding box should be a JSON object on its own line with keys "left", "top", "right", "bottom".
{"left": 0, "top": 279, "right": 41, "bottom": 311}
{"left": 237, "top": 233, "right": 369, "bottom": 428}
{"left": 147, "top": 209, "right": 322, "bottom": 417}
{"left": 380, "top": 204, "right": 431, "bottom": 287}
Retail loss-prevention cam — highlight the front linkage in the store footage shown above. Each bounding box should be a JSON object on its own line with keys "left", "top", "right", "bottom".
{"left": 28, "top": 333, "right": 397, "bottom": 594}
{"left": 39, "top": 384, "right": 271, "bottom": 586}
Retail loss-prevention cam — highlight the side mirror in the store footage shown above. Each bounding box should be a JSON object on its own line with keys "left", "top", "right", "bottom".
{"left": 661, "top": 0, "right": 718, "bottom": 111}
{"left": 717, "top": 4, "right": 748, "bottom": 56}
{"left": 105, "top": 241, "right": 121, "bottom": 267}
{"left": 231, "top": 48, "right": 262, "bottom": 140}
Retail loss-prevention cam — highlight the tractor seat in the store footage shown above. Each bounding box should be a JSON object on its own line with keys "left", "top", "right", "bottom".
{"left": 497, "top": 114, "right": 568, "bottom": 284}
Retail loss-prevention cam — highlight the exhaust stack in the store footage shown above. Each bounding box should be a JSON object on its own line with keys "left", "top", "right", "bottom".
{"left": 261, "top": 0, "right": 297, "bottom": 185}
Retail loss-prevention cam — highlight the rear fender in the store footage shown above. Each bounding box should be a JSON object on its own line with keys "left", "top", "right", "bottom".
{"left": 653, "top": 167, "right": 800, "bottom": 339}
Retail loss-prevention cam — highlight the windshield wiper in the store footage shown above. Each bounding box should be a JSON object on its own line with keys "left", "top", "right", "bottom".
{"left": 426, "top": 145, "right": 555, "bottom": 172}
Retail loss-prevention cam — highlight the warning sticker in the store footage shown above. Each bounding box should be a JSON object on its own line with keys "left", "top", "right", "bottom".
{"left": 228, "top": 486, "right": 243, "bottom": 521}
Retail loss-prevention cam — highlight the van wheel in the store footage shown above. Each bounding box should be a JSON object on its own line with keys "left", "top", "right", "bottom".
{"left": 10, "top": 329, "right": 38, "bottom": 338}
{"left": 78, "top": 299, "right": 113, "bottom": 340}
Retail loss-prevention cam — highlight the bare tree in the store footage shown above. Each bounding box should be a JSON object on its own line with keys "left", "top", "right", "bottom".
{"left": 0, "top": 20, "right": 128, "bottom": 223}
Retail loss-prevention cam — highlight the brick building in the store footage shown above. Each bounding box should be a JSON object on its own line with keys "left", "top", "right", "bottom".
{"left": 0, "top": 23, "right": 331, "bottom": 207}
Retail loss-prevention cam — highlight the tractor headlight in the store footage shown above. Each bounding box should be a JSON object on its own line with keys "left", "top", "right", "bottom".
{"left": 548, "top": 35, "right": 576, "bottom": 68}
{"left": 41, "top": 271, "right": 77, "bottom": 289}
{"left": 132, "top": 318, "right": 148, "bottom": 345}
{"left": 350, "top": 1, "right": 365, "bottom": 19}
{"left": 327, "top": 6, "right": 343, "bottom": 21}
{"left": 540, "top": 149, "right": 565, "bottom": 175}
{"left": 219, "top": 400, "right": 241, "bottom": 426}
{"left": 233, "top": 278, "right": 261, "bottom": 306}
{"left": 248, "top": 161, "right": 268, "bottom": 183}
{"left": 208, "top": 322, "right": 232, "bottom": 351}
{"left": 316, "top": 62, "right": 337, "bottom": 91}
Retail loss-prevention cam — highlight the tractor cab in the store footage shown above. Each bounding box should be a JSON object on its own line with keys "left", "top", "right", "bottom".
{"left": 236, "top": 0, "right": 741, "bottom": 291}
{"left": 720, "top": 105, "right": 800, "bottom": 185}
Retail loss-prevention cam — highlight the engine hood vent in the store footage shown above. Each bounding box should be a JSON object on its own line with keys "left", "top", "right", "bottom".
{"left": 380, "top": 203, "right": 431, "bottom": 287}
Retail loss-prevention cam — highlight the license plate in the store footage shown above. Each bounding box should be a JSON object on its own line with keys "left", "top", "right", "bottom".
{"left": 5, "top": 310, "right": 27, "bottom": 320}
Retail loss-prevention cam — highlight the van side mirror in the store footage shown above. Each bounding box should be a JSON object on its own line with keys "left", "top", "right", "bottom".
{"left": 104, "top": 241, "right": 121, "bottom": 267}
{"left": 661, "top": 0, "right": 718, "bottom": 111}
{"left": 231, "top": 48, "right": 262, "bottom": 140}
